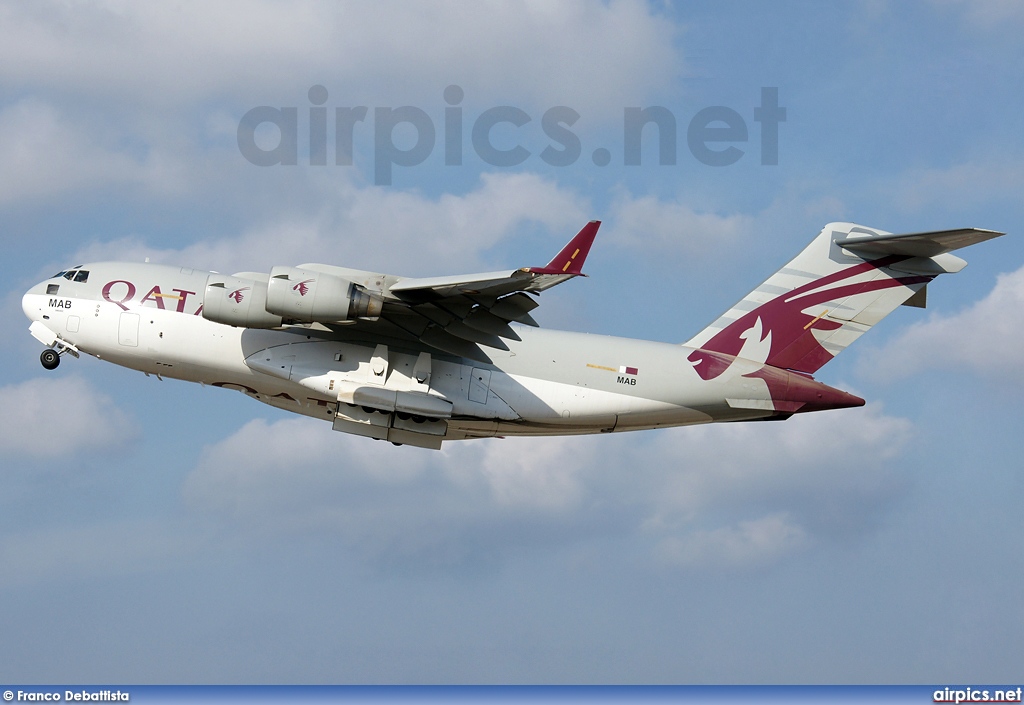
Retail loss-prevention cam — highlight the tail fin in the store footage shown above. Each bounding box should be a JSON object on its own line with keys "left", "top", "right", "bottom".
{"left": 685, "top": 222, "right": 1003, "bottom": 379}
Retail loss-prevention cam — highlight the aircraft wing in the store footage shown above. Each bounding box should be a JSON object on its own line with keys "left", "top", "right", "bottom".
{"left": 389, "top": 220, "right": 599, "bottom": 298}
{"left": 315, "top": 221, "right": 600, "bottom": 363}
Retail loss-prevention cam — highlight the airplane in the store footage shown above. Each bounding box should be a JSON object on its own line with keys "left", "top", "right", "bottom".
{"left": 22, "top": 221, "right": 1004, "bottom": 450}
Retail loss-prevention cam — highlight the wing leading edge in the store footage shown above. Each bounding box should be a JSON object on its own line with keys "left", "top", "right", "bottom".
{"left": 389, "top": 220, "right": 600, "bottom": 297}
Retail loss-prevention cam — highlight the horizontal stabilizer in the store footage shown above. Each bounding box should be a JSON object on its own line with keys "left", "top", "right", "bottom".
{"left": 835, "top": 227, "right": 1004, "bottom": 258}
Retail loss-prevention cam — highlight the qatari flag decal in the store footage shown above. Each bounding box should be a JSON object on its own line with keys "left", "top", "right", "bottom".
{"left": 618, "top": 366, "right": 639, "bottom": 375}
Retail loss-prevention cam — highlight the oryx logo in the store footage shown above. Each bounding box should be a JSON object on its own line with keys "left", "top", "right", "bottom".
{"left": 293, "top": 279, "right": 314, "bottom": 296}
{"left": 688, "top": 256, "right": 932, "bottom": 380}
{"left": 228, "top": 287, "right": 248, "bottom": 303}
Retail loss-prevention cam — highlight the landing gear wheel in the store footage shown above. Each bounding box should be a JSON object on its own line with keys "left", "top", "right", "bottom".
{"left": 40, "top": 348, "right": 60, "bottom": 370}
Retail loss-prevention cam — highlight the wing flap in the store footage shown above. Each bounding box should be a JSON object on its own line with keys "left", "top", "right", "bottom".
{"left": 419, "top": 327, "right": 492, "bottom": 363}
{"left": 464, "top": 309, "right": 522, "bottom": 340}
{"left": 443, "top": 320, "right": 510, "bottom": 350}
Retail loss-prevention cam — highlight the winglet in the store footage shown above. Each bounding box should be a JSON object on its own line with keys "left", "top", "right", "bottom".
{"left": 526, "top": 220, "right": 600, "bottom": 275}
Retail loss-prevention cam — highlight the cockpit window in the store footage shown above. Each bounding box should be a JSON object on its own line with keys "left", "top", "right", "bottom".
{"left": 57, "top": 268, "right": 90, "bottom": 282}
{"left": 52, "top": 271, "right": 67, "bottom": 279}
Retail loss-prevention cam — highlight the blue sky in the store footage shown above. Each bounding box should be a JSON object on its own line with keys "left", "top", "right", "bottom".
{"left": 1, "top": 0, "right": 1022, "bottom": 683}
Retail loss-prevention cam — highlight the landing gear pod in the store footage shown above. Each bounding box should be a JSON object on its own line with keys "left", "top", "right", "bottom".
{"left": 265, "top": 267, "right": 384, "bottom": 323}
{"left": 203, "top": 275, "right": 284, "bottom": 329}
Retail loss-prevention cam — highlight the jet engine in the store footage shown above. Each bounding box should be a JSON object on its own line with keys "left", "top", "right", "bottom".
{"left": 202, "top": 275, "right": 283, "bottom": 329}
{"left": 264, "top": 267, "right": 384, "bottom": 323}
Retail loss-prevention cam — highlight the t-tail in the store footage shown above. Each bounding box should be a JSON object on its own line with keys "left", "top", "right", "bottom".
{"left": 685, "top": 222, "right": 1004, "bottom": 381}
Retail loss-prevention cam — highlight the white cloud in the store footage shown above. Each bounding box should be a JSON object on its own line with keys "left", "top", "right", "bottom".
{"left": 858, "top": 264, "right": 1024, "bottom": 384}
{"left": 607, "top": 192, "right": 755, "bottom": 255}
{"left": 0, "top": 2, "right": 682, "bottom": 212}
{"left": 182, "top": 401, "right": 912, "bottom": 572}
{"left": 474, "top": 436, "right": 593, "bottom": 510}
{"left": 184, "top": 418, "right": 595, "bottom": 520}
{"left": 0, "top": 0, "right": 680, "bottom": 117}
{"left": 66, "top": 171, "right": 589, "bottom": 275}
{"left": 600, "top": 190, "right": 853, "bottom": 266}
{"left": 0, "top": 99, "right": 184, "bottom": 207}
{"left": 183, "top": 418, "right": 598, "bottom": 569}
{"left": 637, "top": 402, "right": 914, "bottom": 547}
{"left": 0, "top": 376, "right": 136, "bottom": 458}
{"left": 654, "top": 513, "right": 808, "bottom": 569}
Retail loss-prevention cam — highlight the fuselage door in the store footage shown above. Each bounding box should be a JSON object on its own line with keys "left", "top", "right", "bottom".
{"left": 469, "top": 367, "right": 491, "bottom": 404}
{"left": 118, "top": 312, "right": 140, "bottom": 347}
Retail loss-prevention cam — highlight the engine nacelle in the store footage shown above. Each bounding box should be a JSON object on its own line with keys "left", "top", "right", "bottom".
{"left": 202, "top": 275, "right": 283, "bottom": 329}
{"left": 265, "top": 266, "right": 384, "bottom": 323}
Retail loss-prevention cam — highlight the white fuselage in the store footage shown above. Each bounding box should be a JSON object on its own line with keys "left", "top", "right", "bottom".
{"left": 23, "top": 262, "right": 846, "bottom": 446}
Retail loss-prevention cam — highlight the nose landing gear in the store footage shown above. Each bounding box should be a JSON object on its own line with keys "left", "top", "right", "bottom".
{"left": 31, "top": 322, "right": 80, "bottom": 370}
{"left": 40, "top": 348, "right": 61, "bottom": 370}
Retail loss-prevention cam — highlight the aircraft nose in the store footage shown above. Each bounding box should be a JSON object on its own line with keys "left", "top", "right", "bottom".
{"left": 22, "top": 287, "right": 41, "bottom": 322}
